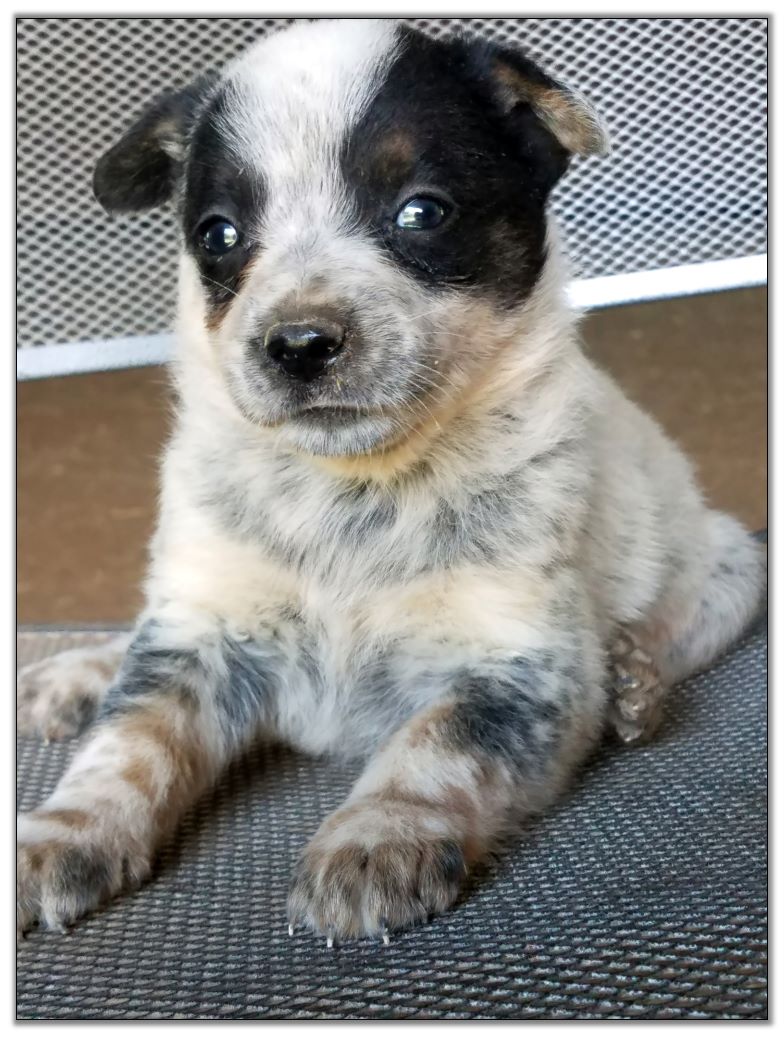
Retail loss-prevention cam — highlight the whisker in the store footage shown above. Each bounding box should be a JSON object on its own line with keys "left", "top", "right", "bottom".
{"left": 201, "top": 275, "right": 240, "bottom": 299}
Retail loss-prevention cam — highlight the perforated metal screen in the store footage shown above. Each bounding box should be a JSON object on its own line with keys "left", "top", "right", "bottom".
{"left": 17, "top": 17, "right": 767, "bottom": 353}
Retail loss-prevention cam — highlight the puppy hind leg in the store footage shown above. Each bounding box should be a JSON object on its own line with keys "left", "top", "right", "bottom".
{"left": 607, "top": 513, "right": 765, "bottom": 745}
{"left": 607, "top": 628, "right": 668, "bottom": 745}
{"left": 653, "top": 511, "right": 765, "bottom": 687}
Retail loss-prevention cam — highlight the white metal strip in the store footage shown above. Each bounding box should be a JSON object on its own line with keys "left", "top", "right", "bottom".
{"left": 16, "top": 333, "right": 173, "bottom": 380}
{"left": 17, "top": 254, "right": 767, "bottom": 381}
{"left": 566, "top": 253, "right": 767, "bottom": 310}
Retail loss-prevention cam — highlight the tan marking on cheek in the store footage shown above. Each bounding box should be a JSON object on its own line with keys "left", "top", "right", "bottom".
{"left": 205, "top": 297, "right": 236, "bottom": 333}
{"left": 204, "top": 262, "right": 253, "bottom": 333}
{"left": 32, "top": 809, "right": 94, "bottom": 831}
{"left": 309, "top": 305, "right": 528, "bottom": 483}
{"left": 205, "top": 301, "right": 231, "bottom": 333}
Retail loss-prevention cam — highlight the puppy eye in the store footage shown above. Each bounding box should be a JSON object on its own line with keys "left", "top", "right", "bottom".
{"left": 198, "top": 217, "right": 240, "bottom": 255}
{"left": 395, "top": 196, "right": 449, "bottom": 231}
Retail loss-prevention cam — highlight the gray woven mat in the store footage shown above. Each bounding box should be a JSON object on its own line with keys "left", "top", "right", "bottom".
{"left": 16, "top": 624, "right": 767, "bottom": 1020}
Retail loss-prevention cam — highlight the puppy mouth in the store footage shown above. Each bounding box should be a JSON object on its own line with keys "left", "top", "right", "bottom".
{"left": 275, "top": 398, "right": 404, "bottom": 457}
{"left": 299, "top": 402, "right": 370, "bottom": 413}
{"left": 292, "top": 402, "right": 388, "bottom": 425}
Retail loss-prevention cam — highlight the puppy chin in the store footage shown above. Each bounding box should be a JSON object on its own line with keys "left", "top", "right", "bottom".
{"left": 277, "top": 411, "right": 400, "bottom": 457}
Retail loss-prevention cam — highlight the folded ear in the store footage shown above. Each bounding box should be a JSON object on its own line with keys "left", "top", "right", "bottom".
{"left": 462, "top": 36, "right": 609, "bottom": 167}
{"left": 489, "top": 50, "right": 609, "bottom": 159}
{"left": 93, "top": 75, "right": 215, "bottom": 214}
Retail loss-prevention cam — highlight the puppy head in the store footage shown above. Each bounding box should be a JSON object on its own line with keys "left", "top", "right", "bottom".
{"left": 95, "top": 20, "right": 607, "bottom": 460}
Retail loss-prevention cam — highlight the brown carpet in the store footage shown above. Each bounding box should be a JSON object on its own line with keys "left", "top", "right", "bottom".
{"left": 17, "top": 287, "right": 767, "bottom": 624}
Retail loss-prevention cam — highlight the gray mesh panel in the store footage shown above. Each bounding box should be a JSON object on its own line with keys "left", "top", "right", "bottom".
{"left": 17, "top": 17, "right": 767, "bottom": 350}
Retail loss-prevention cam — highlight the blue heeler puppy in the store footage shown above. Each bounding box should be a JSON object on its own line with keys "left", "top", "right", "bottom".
{"left": 18, "top": 19, "right": 765, "bottom": 942}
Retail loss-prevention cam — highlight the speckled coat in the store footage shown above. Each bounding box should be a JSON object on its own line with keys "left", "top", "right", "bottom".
{"left": 18, "top": 19, "right": 765, "bottom": 942}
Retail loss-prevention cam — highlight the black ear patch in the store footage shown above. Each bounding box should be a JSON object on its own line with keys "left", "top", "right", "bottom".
{"left": 93, "top": 76, "right": 215, "bottom": 214}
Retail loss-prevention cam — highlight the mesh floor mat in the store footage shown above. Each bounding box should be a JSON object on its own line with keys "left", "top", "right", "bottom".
{"left": 16, "top": 623, "right": 767, "bottom": 1020}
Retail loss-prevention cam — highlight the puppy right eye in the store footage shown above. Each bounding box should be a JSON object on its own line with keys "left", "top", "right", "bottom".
{"left": 197, "top": 217, "right": 240, "bottom": 256}
{"left": 395, "top": 196, "right": 450, "bottom": 231}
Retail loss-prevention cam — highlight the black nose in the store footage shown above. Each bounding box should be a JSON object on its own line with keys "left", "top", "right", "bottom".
{"left": 264, "top": 320, "right": 346, "bottom": 381}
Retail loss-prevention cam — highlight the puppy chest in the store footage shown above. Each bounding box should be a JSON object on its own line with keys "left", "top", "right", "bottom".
{"left": 227, "top": 568, "right": 553, "bottom": 756}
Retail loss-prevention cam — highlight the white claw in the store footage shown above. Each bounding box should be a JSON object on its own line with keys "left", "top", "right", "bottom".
{"left": 382, "top": 932, "right": 391, "bottom": 946}
{"left": 288, "top": 924, "right": 294, "bottom": 937}
{"left": 326, "top": 936, "right": 334, "bottom": 949}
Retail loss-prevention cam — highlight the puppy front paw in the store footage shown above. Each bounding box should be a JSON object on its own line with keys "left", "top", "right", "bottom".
{"left": 17, "top": 810, "right": 149, "bottom": 935}
{"left": 288, "top": 795, "right": 468, "bottom": 942}
{"left": 17, "top": 646, "right": 118, "bottom": 740}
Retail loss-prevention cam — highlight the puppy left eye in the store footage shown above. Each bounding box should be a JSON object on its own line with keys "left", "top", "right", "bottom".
{"left": 395, "top": 196, "right": 449, "bottom": 230}
{"left": 198, "top": 217, "right": 240, "bottom": 255}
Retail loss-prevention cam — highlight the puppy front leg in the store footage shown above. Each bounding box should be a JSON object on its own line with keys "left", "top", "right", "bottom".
{"left": 17, "top": 633, "right": 132, "bottom": 740}
{"left": 17, "top": 618, "right": 279, "bottom": 933}
{"left": 289, "top": 651, "right": 604, "bottom": 942}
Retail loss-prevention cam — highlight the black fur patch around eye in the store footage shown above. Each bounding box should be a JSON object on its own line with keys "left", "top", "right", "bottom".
{"left": 341, "top": 28, "right": 570, "bottom": 307}
{"left": 182, "top": 86, "right": 264, "bottom": 322}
